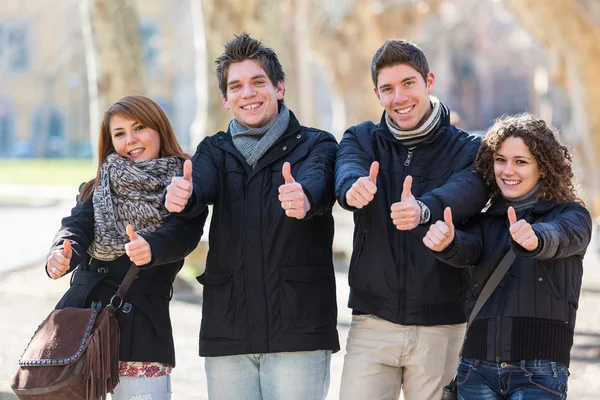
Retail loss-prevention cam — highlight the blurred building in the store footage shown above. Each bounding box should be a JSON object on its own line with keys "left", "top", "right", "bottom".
{"left": 0, "top": 0, "right": 195, "bottom": 158}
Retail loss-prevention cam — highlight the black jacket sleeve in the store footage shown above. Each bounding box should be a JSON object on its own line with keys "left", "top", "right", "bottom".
{"left": 418, "top": 138, "right": 487, "bottom": 224}
{"left": 46, "top": 194, "right": 95, "bottom": 277}
{"left": 296, "top": 131, "right": 338, "bottom": 219}
{"left": 179, "top": 138, "right": 221, "bottom": 219}
{"left": 142, "top": 207, "right": 208, "bottom": 268}
{"left": 429, "top": 216, "right": 484, "bottom": 268}
{"left": 334, "top": 125, "right": 375, "bottom": 211}
{"left": 512, "top": 202, "right": 592, "bottom": 261}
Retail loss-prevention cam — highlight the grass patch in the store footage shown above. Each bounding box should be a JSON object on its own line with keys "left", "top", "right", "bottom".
{"left": 0, "top": 159, "right": 96, "bottom": 186}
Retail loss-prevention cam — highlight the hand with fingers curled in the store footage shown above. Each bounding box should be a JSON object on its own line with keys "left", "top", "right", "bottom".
{"left": 279, "top": 162, "right": 311, "bottom": 219}
{"left": 47, "top": 239, "right": 72, "bottom": 279}
{"left": 125, "top": 224, "right": 152, "bottom": 266}
{"left": 346, "top": 161, "right": 379, "bottom": 209}
{"left": 422, "top": 207, "right": 455, "bottom": 252}
{"left": 165, "top": 159, "right": 193, "bottom": 213}
{"left": 507, "top": 206, "right": 539, "bottom": 251}
{"left": 390, "top": 175, "right": 421, "bottom": 230}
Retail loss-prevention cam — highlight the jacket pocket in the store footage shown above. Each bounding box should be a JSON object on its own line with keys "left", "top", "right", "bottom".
{"left": 539, "top": 265, "right": 561, "bottom": 299}
{"left": 197, "top": 270, "right": 239, "bottom": 339}
{"left": 279, "top": 263, "right": 336, "bottom": 332}
{"left": 348, "top": 229, "right": 367, "bottom": 287}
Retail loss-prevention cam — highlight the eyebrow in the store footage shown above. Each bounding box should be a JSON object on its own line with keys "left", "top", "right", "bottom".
{"left": 495, "top": 152, "right": 533, "bottom": 160}
{"left": 378, "top": 76, "right": 416, "bottom": 90}
{"left": 227, "top": 74, "right": 268, "bottom": 86}
{"left": 112, "top": 121, "right": 138, "bottom": 133}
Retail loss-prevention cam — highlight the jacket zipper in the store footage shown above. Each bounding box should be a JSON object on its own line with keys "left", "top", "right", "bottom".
{"left": 404, "top": 151, "right": 413, "bottom": 167}
{"left": 399, "top": 149, "right": 413, "bottom": 321}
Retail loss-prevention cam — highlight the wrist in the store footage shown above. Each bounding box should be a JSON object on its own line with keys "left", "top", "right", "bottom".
{"left": 416, "top": 200, "right": 430, "bottom": 224}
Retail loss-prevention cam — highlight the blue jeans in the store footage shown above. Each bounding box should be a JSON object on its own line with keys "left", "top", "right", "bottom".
{"left": 111, "top": 375, "right": 171, "bottom": 399}
{"left": 205, "top": 350, "right": 332, "bottom": 400}
{"left": 457, "top": 358, "right": 569, "bottom": 399}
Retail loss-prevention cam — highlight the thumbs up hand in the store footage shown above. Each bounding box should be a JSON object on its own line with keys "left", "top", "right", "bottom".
{"left": 279, "top": 162, "right": 311, "bottom": 219}
{"left": 125, "top": 224, "right": 152, "bottom": 266}
{"left": 423, "top": 207, "right": 455, "bottom": 252}
{"left": 165, "top": 159, "right": 194, "bottom": 213}
{"left": 345, "top": 161, "right": 379, "bottom": 209}
{"left": 390, "top": 175, "right": 421, "bottom": 230}
{"left": 47, "top": 239, "right": 72, "bottom": 279}
{"left": 507, "top": 206, "right": 539, "bottom": 251}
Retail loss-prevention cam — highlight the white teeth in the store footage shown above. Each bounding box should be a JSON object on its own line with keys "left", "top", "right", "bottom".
{"left": 129, "top": 149, "right": 144, "bottom": 155}
{"left": 397, "top": 106, "right": 412, "bottom": 114}
{"left": 242, "top": 103, "right": 260, "bottom": 110}
{"left": 503, "top": 180, "right": 520, "bottom": 186}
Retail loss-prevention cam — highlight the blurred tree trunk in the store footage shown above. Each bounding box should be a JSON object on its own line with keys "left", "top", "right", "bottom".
{"left": 188, "top": 0, "right": 209, "bottom": 145}
{"left": 311, "top": 0, "right": 442, "bottom": 127}
{"left": 80, "top": 0, "right": 145, "bottom": 163}
{"left": 505, "top": 0, "right": 600, "bottom": 215}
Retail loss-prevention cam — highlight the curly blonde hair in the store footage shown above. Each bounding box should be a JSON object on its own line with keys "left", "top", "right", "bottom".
{"left": 474, "top": 113, "right": 579, "bottom": 204}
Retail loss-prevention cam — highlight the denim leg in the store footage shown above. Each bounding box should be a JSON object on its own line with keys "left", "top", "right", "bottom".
{"left": 111, "top": 375, "right": 171, "bottom": 400}
{"left": 205, "top": 354, "right": 261, "bottom": 400}
{"left": 505, "top": 360, "right": 569, "bottom": 400}
{"left": 457, "top": 359, "right": 502, "bottom": 400}
{"left": 260, "top": 350, "right": 332, "bottom": 400}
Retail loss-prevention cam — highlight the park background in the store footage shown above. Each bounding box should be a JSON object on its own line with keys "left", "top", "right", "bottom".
{"left": 1, "top": 0, "right": 600, "bottom": 398}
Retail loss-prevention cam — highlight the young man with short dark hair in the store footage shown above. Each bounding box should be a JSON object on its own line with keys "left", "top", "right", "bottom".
{"left": 165, "top": 33, "right": 339, "bottom": 399}
{"left": 335, "top": 39, "right": 487, "bottom": 400}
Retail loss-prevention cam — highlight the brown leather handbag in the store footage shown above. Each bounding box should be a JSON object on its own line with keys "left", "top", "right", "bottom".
{"left": 11, "top": 264, "right": 140, "bottom": 400}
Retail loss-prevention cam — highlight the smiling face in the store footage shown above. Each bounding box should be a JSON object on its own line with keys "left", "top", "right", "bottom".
{"left": 494, "top": 136, "right": 541, "bottom": 199}
{"left": 374, "top": 63, "right": 434, "bottom": 130}
{"left": 109, "top": 114, "right": 161, "bottom": 161}
{"left": 222, "top": 59, "right": 284, "bottom": 129}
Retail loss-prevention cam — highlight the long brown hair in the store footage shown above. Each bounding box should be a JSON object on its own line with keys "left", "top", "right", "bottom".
{"left": 475, "top": 113, "right": 580, "bottom": 205}
{"left": 80, "top": 95, "right": 189, "bottom": 202}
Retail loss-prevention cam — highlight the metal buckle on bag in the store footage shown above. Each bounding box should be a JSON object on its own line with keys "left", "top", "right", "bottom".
{"left": 109, "top": 295, "right": 124, "bottom": 309}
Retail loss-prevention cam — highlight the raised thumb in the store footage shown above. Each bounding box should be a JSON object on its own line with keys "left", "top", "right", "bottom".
{"left": 126, "top": 224, "right": 139, "bottom": 242}
{"left": 183, "top": 159, "right": 193, "bottom": 183}
{"left": 63, "top": 239, "right": 72, "bottom": 259}
{"left": 444, "top": 207, "right": 454, "bottom": 229}
{"left": 401, "top": 175, "right": 413, "bottom": 202}
{"left": 369, "top": 161, "right": 379, "bottom": 185}
{"left": 507, "top": 206, "right": 518, "bottom": 226}
{"left": 282, "top": 162, "right": 295, "bottom": 184}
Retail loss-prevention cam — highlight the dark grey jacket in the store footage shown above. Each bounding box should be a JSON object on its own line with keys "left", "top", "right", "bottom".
{"left": 436, "top": 200, "right": 592, "bottom": 366}
{"left": 179, "top": 112, "right": 340, "bottom": 357}
{"left": 335, "top": 111, "right": 487, "bottom": 326}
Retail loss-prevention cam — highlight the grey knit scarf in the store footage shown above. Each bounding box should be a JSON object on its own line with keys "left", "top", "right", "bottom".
{"left": 385, "top": 96, "right": 449, "bottom": 148}
{"left": 88, "top": 153, "right": 183, "bottom": 261}
{"left": 229, "top": 104, "right": 290, "bottom": 168}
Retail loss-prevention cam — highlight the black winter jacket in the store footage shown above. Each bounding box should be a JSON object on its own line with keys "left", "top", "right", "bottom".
{"left": 335, "top": 112, "right": 487, "bottom": 326}
{"left": 435, "top": 200, "right": 592, "bottom": 366}
{"left": 179, "top": 112, "right": 340, "bottom": 357}
{"left": 50, "top": 194, "right": 207, "bottom": 365}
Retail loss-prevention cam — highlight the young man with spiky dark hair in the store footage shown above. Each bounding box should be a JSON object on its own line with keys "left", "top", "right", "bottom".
{"left": 335, "top": 39, "right": 487, "bottom": 399}
{"left": 165, "top": 33, "right": 339, "bottom": 399}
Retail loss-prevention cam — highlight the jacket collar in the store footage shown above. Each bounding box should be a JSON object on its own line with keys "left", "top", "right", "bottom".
{"left": 373, "top": 110, "right": 451, "bottom": 145}
{"left": 485, "top": 198, "right": 558, "bottom": 217}
{"left": 213, "top": 110, "right": 304, "bottom": 178}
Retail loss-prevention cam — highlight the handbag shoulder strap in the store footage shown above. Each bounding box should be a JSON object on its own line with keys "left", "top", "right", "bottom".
{"left": 466, "top": 249, "right": 515, "bottom": 330}
{"left": 108, "top": 263, "right": 140, "bottom": 308}
{"left": 466, "top": 213, "right": 544, "bottom": 330}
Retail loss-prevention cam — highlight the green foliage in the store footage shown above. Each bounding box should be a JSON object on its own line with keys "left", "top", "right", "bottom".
{"left": 0, "top": 159, "right": 96, "bottom": 186}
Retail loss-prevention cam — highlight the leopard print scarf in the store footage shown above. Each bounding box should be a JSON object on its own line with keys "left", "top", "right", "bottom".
{"left": 88, "top": 153, "right": 183, "bottom": 261}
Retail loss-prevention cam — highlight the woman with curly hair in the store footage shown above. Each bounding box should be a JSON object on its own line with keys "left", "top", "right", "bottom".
{"left": 423, "top": 113, "right": 592, "bottom": 399}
